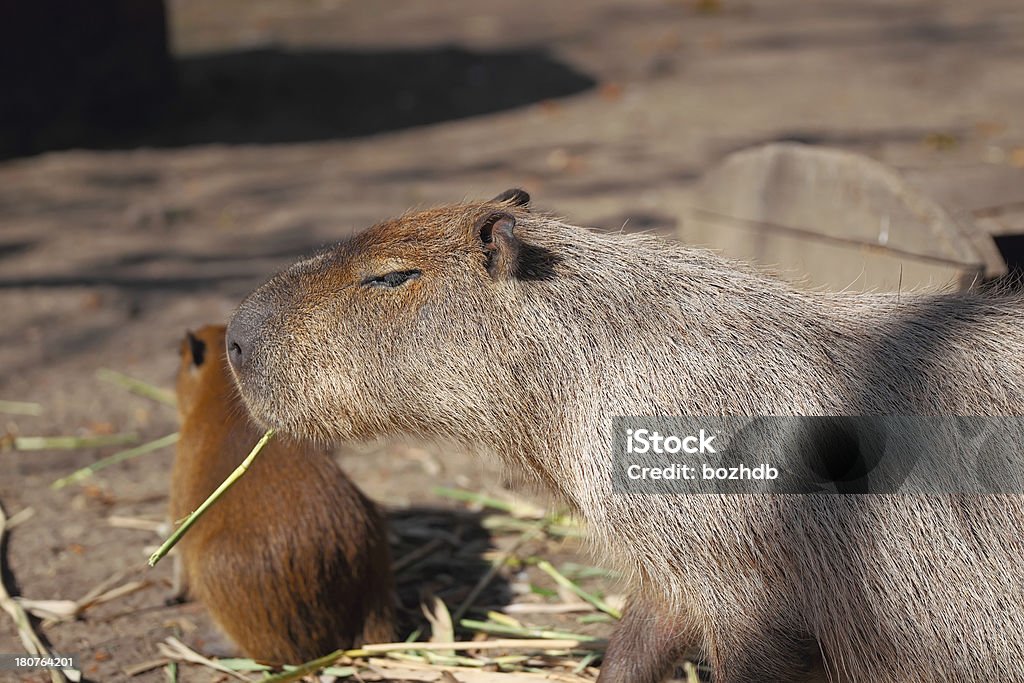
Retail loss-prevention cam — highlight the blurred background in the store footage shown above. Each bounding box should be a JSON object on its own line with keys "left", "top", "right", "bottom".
{"left": 2, "top": 0, "right": 1024, "bottom": 680}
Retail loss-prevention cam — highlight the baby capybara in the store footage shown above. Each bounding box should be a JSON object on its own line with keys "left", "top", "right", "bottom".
{"left": 169, "top": 324, "right": 394, "bottom": 664}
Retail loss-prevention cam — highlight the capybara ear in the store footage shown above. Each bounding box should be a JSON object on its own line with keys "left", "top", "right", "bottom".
{"left": 492, "top": 188, "right": 530, "bottom": 207}
{"left": 476, "top": 211, "right": 521, "bottom": 279}
{"left": 186, "top": 332, "right": 207, "bottom": 368}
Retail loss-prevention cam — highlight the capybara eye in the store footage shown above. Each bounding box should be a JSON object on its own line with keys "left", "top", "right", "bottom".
{"left": 362, "top": 269, "right": 422, "bottom": 289}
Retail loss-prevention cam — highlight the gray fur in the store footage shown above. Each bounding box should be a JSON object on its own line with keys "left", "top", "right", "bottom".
{"left": 229, "top": 197, "right": 1024, "bottom": 683}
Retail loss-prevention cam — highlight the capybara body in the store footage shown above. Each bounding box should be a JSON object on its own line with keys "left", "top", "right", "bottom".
{"left": 170, "top": 324, "right": 395, "bottom": 664}
{"left": 226, "top": 192, "right": 1024, "bottom": 682}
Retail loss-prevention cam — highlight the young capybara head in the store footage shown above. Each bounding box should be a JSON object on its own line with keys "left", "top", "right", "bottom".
{"left": 176, "top": 325, "right": 228, "bottom": 417}
{"left": 226, "top": 189, "right": 566, "bottom": 446}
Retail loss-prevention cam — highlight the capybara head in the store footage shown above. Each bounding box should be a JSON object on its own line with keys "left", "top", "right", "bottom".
{"left": 226, "top": 188, "right": 783, "bottom": 487}
{"left": 226, "top": 189, "right": 575, "bottom": 446}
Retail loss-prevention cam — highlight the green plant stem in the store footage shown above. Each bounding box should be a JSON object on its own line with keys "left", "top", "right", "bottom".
{"left": 51, "top": 433, "right": 179, "bottom": 489}
{"left": 148, "top": 429, "right": 274, "bottom": 567}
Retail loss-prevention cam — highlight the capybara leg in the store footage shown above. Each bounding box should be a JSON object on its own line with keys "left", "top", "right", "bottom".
{"left": 164, "top": 553, "right": 188, "bottom": 606}
{"left": 597, "top": 596, "right": 699, "bottom": 683}
{"left": 707, "top": 626, "right": 825, "bottom": 683}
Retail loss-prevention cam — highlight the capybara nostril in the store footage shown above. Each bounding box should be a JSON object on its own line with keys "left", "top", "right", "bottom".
{"left": 225, "top": 298, "right": 265, "bottom": 373}
{"left": 226, "top": 335, "right": 245, "bottom": 370}
{"left": 224, "top": 326, "right": 248, "bottom": 372}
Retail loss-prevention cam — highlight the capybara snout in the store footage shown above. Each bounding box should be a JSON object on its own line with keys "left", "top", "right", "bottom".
{"left": 224, "top": 298, "right": 260, "bottom": 373}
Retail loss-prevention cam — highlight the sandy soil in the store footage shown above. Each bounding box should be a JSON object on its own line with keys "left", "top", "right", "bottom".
{"left": 2, "top": 0, "right": 1024, "bottom": 680}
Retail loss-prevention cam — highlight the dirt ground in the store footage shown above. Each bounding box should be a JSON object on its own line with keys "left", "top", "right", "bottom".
{"left": 2, "top": 0, "right": 1024, "bottom": 681}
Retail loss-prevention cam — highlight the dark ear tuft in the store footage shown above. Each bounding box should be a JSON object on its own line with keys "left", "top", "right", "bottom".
{"left": 492, "top": 188, "right": 530, "bottom": 207}
{"left": 476, "top": 211, "right": 520, "bottom": 279}
{"left": 187, "top": 332, "right": 207, "bottom": 367}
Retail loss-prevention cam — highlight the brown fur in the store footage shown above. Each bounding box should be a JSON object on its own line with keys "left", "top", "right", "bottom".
{"left": 226, "top": 193, "right": 1024, "bottom": 682}
{"left": 169, "top": 324, "right": 395, "bottom": 665}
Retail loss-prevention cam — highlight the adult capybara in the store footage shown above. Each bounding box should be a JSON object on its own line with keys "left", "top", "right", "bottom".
{"left": 225, "top": 190, "right": 1024, "bottom": 682}
{"left": 170, "top": 324, "right": 395, "bottom": 664}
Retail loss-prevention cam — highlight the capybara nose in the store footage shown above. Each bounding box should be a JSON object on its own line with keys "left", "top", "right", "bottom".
{"left": 225, "top": 328, "right": 247, "bottom": 372}
{"left": 226, "top": 299, "right": 264, "bottom": 373}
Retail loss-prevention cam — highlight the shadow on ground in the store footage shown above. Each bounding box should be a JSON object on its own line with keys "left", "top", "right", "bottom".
{"left": 388, "top": 505, "right": 511, "bottom": 635}
{"left": 2, "top": 46, "right": 596, "bottom": 158}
